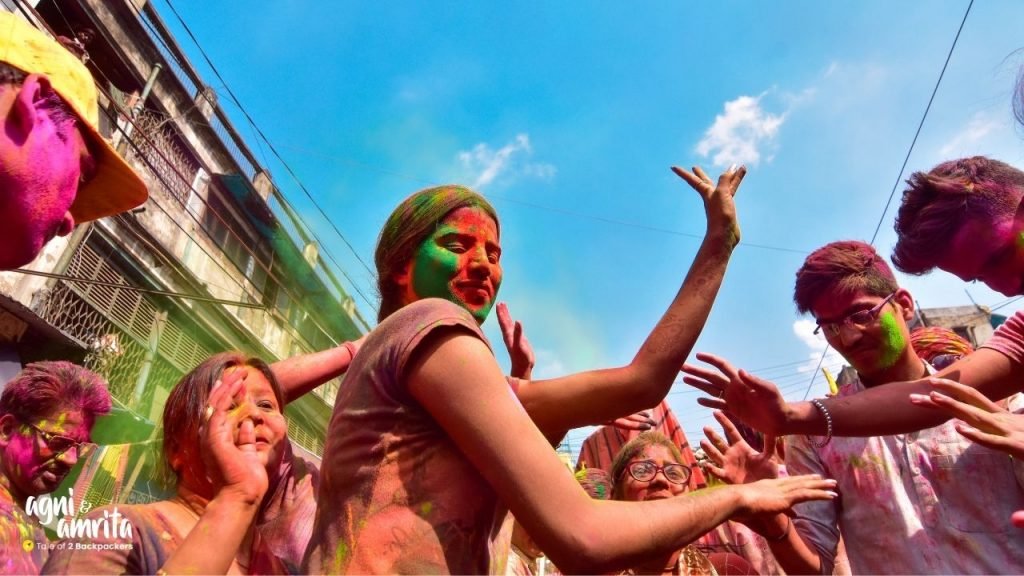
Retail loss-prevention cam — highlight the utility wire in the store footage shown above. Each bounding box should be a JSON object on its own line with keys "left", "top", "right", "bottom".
{"left": 802, "top": 0, "right": 974, "bottom": 401}
{"left": 159, "top": 0, "right": 376, "bottom": 280}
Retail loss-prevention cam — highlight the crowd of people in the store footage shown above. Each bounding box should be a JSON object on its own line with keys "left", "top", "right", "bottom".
{"left": 2, "top": 8, "right": 1024, "bottom": 575}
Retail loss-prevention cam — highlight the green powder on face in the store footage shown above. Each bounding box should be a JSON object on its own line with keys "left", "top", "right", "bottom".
{"left": 876, "top": 310, "right": 906, "bottom": 369}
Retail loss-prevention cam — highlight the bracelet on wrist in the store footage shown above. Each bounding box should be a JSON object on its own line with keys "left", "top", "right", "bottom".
{"left": 809, "top": 399, "right": 833, "bottom": 448}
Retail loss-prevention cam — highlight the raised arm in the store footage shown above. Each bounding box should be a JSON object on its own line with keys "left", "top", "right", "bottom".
{"left": 684, "top": 348, "right": 1024, "bottom": 437}
{"left": 408, "top": 331, "right": 836, "bottom": 574}
{"left": 701, "top": 411, "right": 828, "bottom": 574}
{"left": 515, "top": 165, "right": 746, "bottom": 439}
{"left": 271, "top": 336, "right": 365, "bottom": 404}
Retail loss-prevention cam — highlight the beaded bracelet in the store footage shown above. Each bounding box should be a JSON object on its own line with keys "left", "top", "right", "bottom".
{"left": 809, "top": 399, "right": 833, "bottom": 448}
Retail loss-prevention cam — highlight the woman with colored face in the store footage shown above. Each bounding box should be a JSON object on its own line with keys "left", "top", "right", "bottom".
{"left": 45, "top": 353, "right": 320, "bottom": 575}
{"left": 305, "top": 172, "right": 837, "bottom": 574}
{"left": 611, "top": 433, "right": 713, "bottom": 575}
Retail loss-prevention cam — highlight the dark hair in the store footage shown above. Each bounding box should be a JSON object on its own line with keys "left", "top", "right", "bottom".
{"left": 374, "top": 185, "right": 499, "bottom": 322}
{"left": 610, "top": 431, "right": 685, "bottom": 500}
{"left": 0, "top": 61, "right": 77, "bottom": 137}
{"left": 893, "top": 157, "right": 1024, "bottom": 274}
{"left": 794, "top": 240, "right": 898, "bottom": 314}
{"left": 0, "top": 361, "right": 111, "bottom": 425}
{"left": 162, "top": 352, "right": 283, "bottom": 481}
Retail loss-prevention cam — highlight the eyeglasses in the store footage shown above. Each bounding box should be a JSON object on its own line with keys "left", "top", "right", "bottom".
{"left": 22, "top": 421, "right": 95, "bottom": 458}
{"left": 623, "top": 460, "right": 692, "bottom": 485}
{"left": 813, "top": 292, "right": 897, "bottom": 337}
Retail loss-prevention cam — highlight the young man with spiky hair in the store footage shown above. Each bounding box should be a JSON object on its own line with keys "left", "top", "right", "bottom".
{"left": 688, "top": 240, "right": 1024, "bottom": 574}
{"left": 0, "top": 361, "right": 111, "bottom": 574}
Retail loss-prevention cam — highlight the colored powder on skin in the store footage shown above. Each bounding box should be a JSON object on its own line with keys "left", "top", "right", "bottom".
{"left": 876, "top": 310, "right": 906, "bottom": 369}
{"left": 1016, "top": 231, "right": 1024, "bottom": 250}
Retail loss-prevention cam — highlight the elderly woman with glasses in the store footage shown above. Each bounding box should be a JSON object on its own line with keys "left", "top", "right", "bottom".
{"left": 611, "top": 432, "right": 757, "bottom": 576}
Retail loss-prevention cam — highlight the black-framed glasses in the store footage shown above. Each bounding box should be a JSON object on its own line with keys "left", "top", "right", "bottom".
{"left": 22, "top": 421, "right": 94, "bottom": 458}
{"left": 624, "top": 460, "right": 691, "bottom": 485}
{"left": 813, "top": 292, "right": 897, "bottom": 337}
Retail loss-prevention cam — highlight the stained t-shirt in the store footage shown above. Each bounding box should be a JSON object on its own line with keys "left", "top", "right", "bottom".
{"left": 0, "top": 482, "right": 48, "bottom": 574}
{"left": 42, "top": 447, "right": 319, "bottom": 575}
{"left": 304, "top": 298, "right": 514, "bottom": 574}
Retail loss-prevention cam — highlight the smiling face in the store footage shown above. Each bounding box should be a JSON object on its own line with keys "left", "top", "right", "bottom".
{"left": 219, "top": 366, "right": 287, "bottom": 473}
{"left": 938, "top": 213, "right": 1024, "bottom": 297}
{"left": 618, "top": 444, "right": 688, "bottom": 503}
{"left": 0, "top": 77, "right": 95, "bottom": 269}
{"left": 0, "top": 408, "right": 90, "bottom": 502}
{"left": 811, "top": 288, "right": 913, "bottom": 377}
{"left": 397, "top": 206, "right": 503, "bottom": 323}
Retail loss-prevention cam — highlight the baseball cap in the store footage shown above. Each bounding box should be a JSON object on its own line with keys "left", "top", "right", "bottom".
{"left": 0, "top": 11, "right": 147, "bottom": 222}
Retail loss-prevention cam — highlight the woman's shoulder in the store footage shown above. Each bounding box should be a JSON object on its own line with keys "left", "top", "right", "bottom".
{"left": 386, "top": 297, "right": 478, "bottom": 325}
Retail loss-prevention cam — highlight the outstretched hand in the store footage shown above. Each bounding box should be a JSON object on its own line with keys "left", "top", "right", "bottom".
{"left": 199, "top": 368, "right": 268, "bottom": 504}
{"left": 909, "top": 378, "right": 1024, "bottom": 459}
{"left": 734, "top": 474, "right": 837, "bottom": 518}
{"left": 671, "top": 164, "right": 746, "bottom": 248}
{"left": 497, "top": 302, "right": 535, "bottom": 380}
{"left": 701, "top": 411, "right": 779, "bottom": 486}
{"left": 682, "top": 352, "right": 790, "bottom": 436}
{"left": 910, "top": 378, "right": 1024, "bottom": 530}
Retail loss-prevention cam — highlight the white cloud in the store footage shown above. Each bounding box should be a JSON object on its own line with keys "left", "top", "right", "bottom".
{"left": 790, "top": 317, "right": 847, "bottom": 373}
{"left": 457, "top": 133, "right": 556, "bottom": 189}
{"left": 696, "top": 94, "right": 786, "bottom": 167}
{"left": 939, "top": 112, "right": 1001, "bottom": 157}
{"left": 532, "top": 347, "right": 567, "bottom": 380}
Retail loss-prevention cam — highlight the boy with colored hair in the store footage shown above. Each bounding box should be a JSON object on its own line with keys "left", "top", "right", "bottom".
{"left": 689, "top": 240, "right": 1024, "bottom": 574}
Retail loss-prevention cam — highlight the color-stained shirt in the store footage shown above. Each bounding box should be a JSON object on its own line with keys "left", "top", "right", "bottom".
{"left": 304, "top": 298, "right": 514, "bottom": 574}
{"left": 786, "top": 366, "right": 1024, "bottom": 574}
{"left": 43, "top": 447, "right": 319, "bottom": 574}
{"left": 0, "top": 481, "right": 47, "bottom": 574}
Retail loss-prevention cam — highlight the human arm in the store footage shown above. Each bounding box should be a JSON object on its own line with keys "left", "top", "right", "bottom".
{"left": 683, "top": 348, "right": 1024, "bottom": 437}
{"left": 271, "top": 335, "right": 366, "bottom": 404}
{"left": 407, "top": 331, "right": 836, "bottom": 574}
{"left": 515, "top": 165, "right": 747, "bottom": 439}
{"left": 701, "top": 411, "right": 828, "bottom": 574}
{"left": 159, "top": 373, "right": 268, "bottom": 574}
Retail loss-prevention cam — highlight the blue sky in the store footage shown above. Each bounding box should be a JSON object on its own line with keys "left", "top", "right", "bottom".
{"left": 160, "top": 0, "right": 1024, "bottom": 455}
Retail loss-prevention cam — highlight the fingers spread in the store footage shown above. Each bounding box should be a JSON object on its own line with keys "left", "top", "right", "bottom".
{"left": 930, "top": 378, "right": 1004, "bottom": 413}
{"left": 713, "top": 411, "right": 743, "bottom": 445}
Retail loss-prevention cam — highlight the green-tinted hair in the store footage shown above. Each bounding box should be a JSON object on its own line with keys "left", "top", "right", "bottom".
{"left": 374, "top": 185, "right": 499, "bottom": 322}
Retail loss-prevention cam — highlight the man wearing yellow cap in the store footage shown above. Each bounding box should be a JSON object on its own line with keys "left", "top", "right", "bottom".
{"left": 0, "top": 11, "right": 147, "bottom": 270}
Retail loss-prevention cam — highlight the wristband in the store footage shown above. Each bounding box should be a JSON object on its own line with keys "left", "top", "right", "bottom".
{"left": 809, "top": 399, "right": 833, "bottom": 448}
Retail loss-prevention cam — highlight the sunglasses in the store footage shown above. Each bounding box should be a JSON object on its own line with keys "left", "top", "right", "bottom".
{"left": 23, "top": 420, "right": 95, "bottom": 458}
{"left": 623, "top": 460, "right": 692, "bottom": 485}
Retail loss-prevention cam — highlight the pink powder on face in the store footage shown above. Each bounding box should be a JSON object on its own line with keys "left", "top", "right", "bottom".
{"left": 0, "top": 101, "right": 85, "bottom": 269}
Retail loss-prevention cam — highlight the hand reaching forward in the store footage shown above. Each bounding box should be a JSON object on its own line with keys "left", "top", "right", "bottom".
{"left": 910, "top": 378, "right": 1024, "bottom": 529}
{"left": 701, "top": 411, "right": 779, "bottom": 485}
{"left": 682, "top": 352, "right": 790, "bottom": 436}
{"left": 497, "top": 302, "right": 535, "bottom": 380}
{"left": 909, "top": 378, "right": 1024, "bottom": 459}
{"left": 199, "top": 369, "right": 268, "bottom": 504}
{"left": 733, "top": 475, "right": 837, "bottom": 518}
{"left": 671, "top": 164, "right": 746, "bottom": 248}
